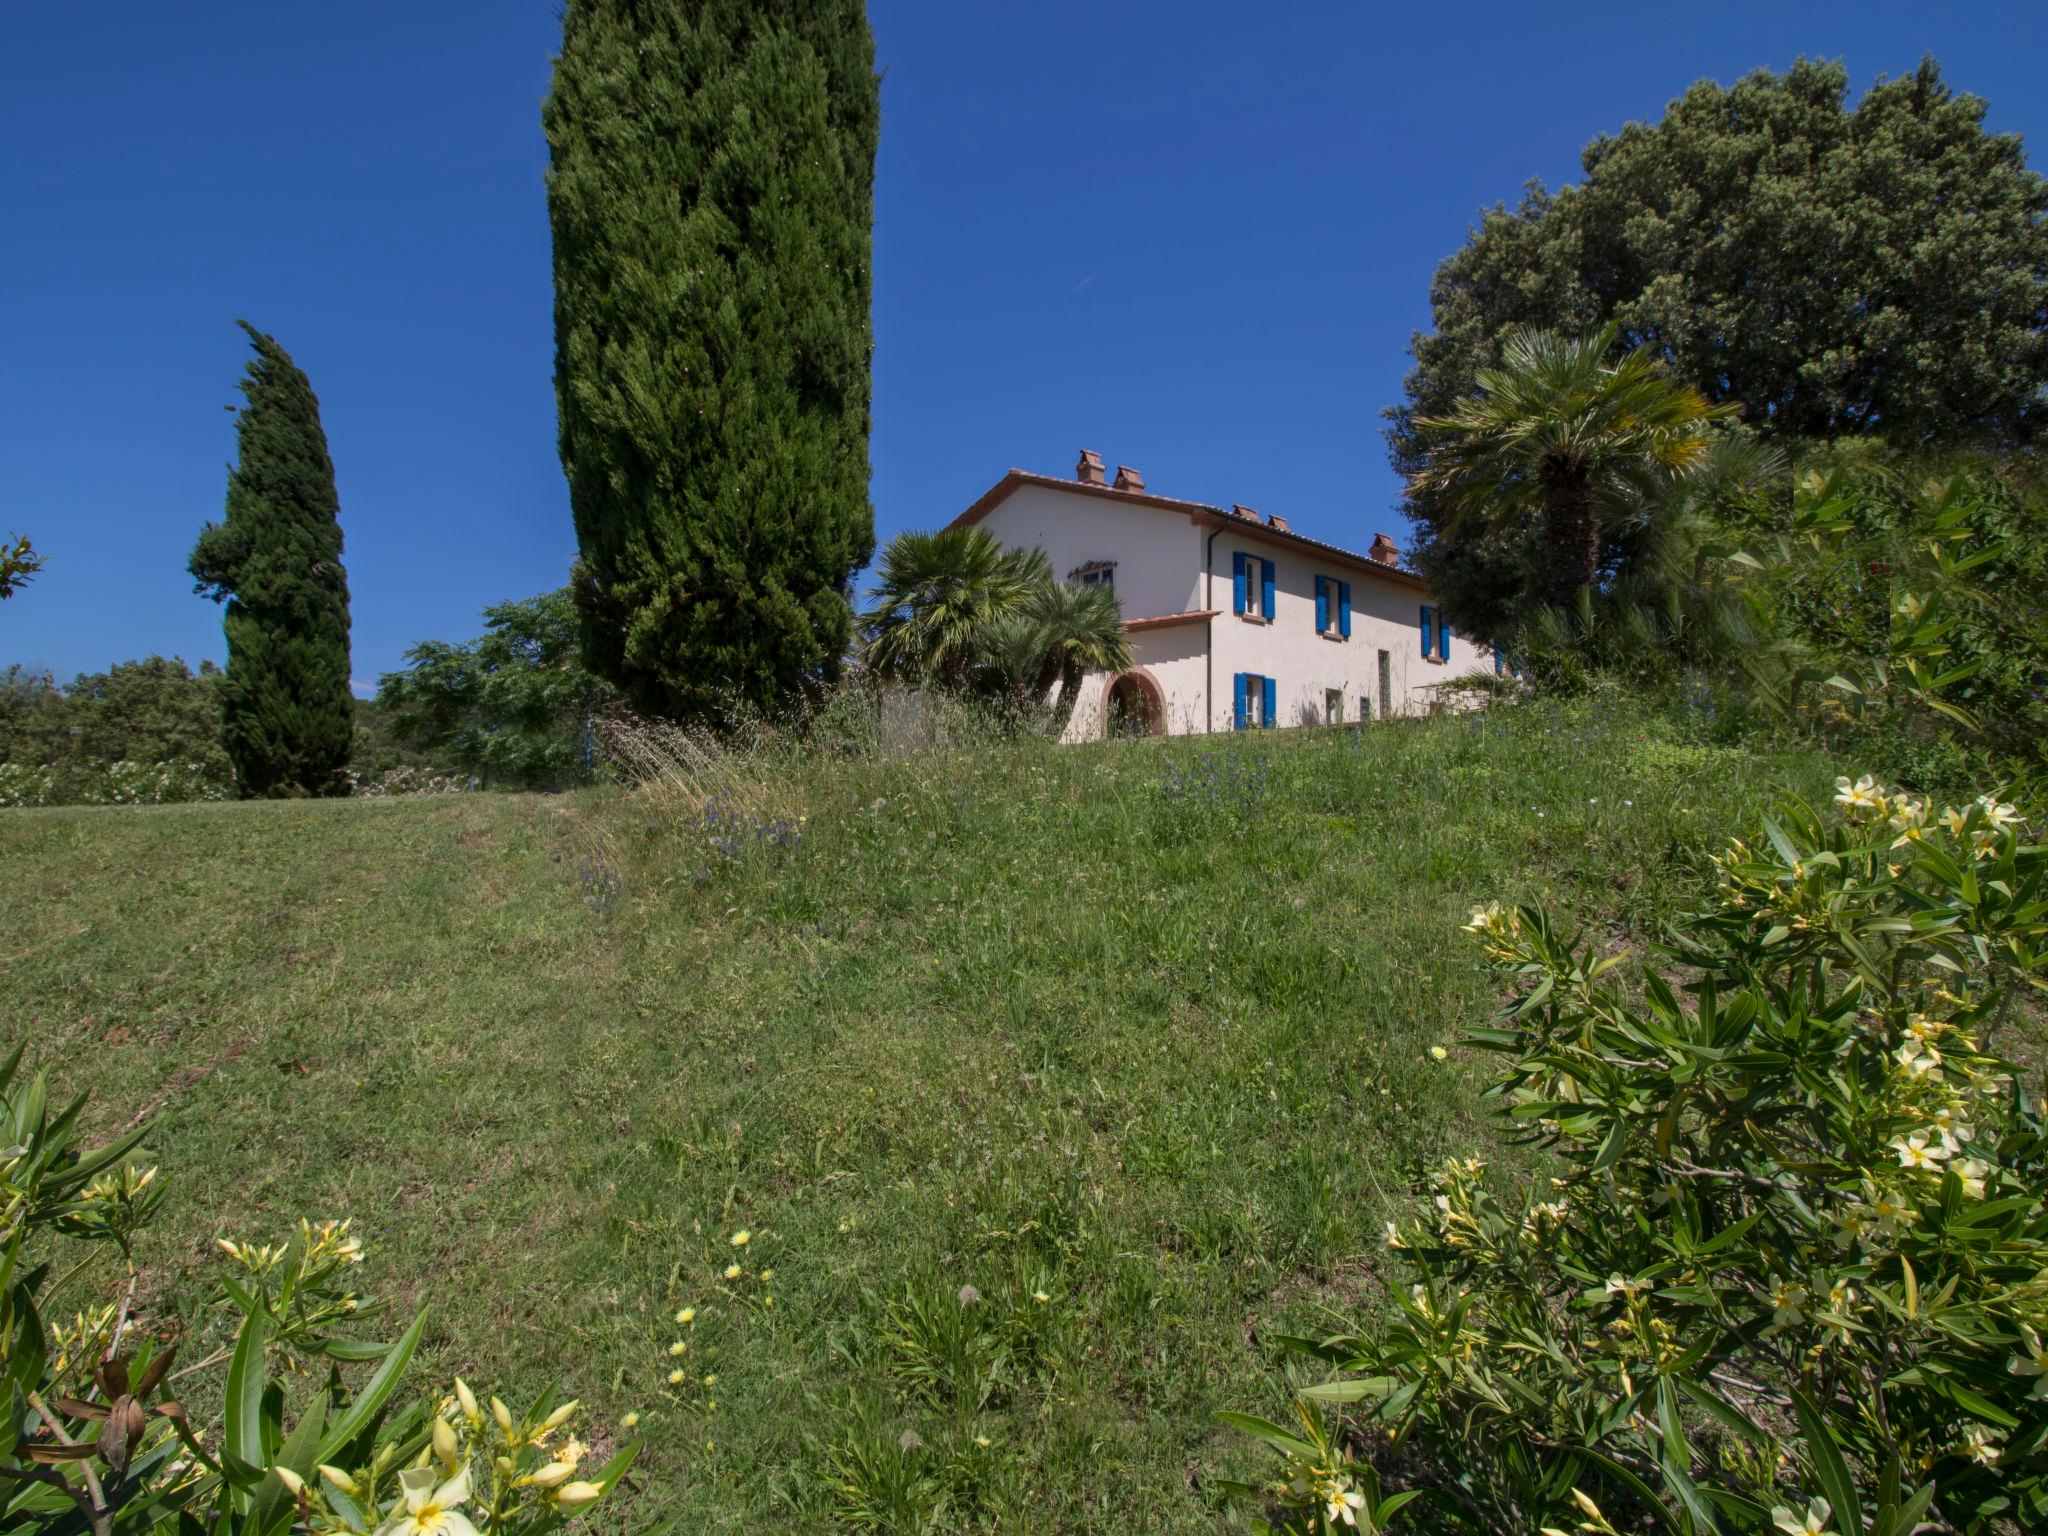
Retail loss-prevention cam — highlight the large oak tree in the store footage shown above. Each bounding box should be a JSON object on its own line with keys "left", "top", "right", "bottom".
{"left": 1392, "top": 58, "right": 2048, "bottom": 640}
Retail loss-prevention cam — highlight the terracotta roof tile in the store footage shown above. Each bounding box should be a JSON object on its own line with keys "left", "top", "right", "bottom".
{"left": 948, "top": 470, "right": 1426, "bottom": 588}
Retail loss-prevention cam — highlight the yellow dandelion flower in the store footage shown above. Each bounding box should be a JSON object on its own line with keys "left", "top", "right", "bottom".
{"left": 724, "top": 1263, "right": 742, "bottom": 1280}
{"left": 675, "top": 1307, "right": 696, "bottom": 1325}
{"left": 730, "top": 1230, "right": 750, "bottom": 1247}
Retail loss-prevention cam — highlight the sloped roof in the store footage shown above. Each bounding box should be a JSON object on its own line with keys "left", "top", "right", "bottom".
{"left": 949, "top": 469, "right": 1426, "bottom": 589}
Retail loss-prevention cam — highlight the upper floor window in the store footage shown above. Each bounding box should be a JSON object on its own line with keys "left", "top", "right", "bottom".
{"left": 1069, "top": 560, "right": 1116, "bottom": 590}
{"left": 1233, "top": 551, "right": 1275, "bottom": 620}
{"left": 1315, "top": 575, "right": 1352, "bottom": 639}
{"left": 1419, "top": 604, "right": 1451, "bottom": 661}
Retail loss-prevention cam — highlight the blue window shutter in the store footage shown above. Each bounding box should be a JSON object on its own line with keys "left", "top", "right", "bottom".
{"left": 1232, "top": 551, "right": 1246, "bottom": 615}
{"left": 1494, "top": 646, "right": 1504, "bottom": 676}
{"left": 1233, "top": 672, "right": 1247, "bottom": 730}
{"left": 1337, "top": 581, "right": 1352, "bottom": 638}
{"left": 1261, "top": 560, "right": 1276, "bottom": 621}
{"left": 1419, "top": 605, "right": 1433, "bottom": 656}
{"left": 1315, "top": 576, "right": 1328, "bottom": 633}
{"left": 1261, "top": 674, "right": 1277, "bottom": 728}
{"left": 1438, "top": 620, "right": 1452, "bottom": 661}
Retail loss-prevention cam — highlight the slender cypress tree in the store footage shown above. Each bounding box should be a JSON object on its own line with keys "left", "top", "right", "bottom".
{"left": 189, "top": 322, "right": 353, "bottom": 796}
{"left": 544, "top": 0, "right": 879, "bottom": 720}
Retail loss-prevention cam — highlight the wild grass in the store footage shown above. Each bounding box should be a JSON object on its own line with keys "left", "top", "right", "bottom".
{"left": 0, "top": 698, "right": 1843, "bottom": 1530}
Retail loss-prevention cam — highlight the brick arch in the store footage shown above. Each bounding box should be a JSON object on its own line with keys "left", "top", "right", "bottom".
{"left": 1103, "top": 667, "right": 1165, "bottom": 738}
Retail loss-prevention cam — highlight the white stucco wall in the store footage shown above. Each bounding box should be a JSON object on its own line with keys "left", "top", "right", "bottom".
{"left": 1203, "top": 532, "right": 1493, "bottom": 731}
{"left": 1058, "top": 621, "right": 1210, "bottom": 743}
{"left": 972, "top": 483, "right": 1203, "bottom": 623}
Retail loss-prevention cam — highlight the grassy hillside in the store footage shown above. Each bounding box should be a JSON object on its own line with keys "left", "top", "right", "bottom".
{"left": 0, "top": 702, "right": 1840, "bottom": 1531}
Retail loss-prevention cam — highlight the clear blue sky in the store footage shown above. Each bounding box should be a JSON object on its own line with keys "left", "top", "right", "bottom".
{"left": 5, "top": 1, "right": 2045, "bottom": 690}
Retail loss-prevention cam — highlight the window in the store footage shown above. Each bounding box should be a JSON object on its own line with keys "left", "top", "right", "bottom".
{"left": 1070, "top": 560, "right": 1115, "bottom": 589}
{"left": 1315, "top": 576, "right": 1353, "bottom": 638}
{"left": 1233, "top": 672, "right": 1277, "bottom": 729}
{"left": 1419, "top": 604, "right": 1451, "bottom": 661}
{"left": 1325, "top": 688, "right": 1343, "bottom": 724}
{"left": 1233, "top": 552, "right": 1276, "bottom": 620}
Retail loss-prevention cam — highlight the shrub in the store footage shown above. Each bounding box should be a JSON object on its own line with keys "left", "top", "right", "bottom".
{"left": 0, "top": 760, "right": 229, "bottom": 810}
{"left": 374, "top": 591, "right": 609, "bottom": 791}
{"left": 0, "top": 658, "right": 233, "bottom": 805}
{"left": 345, "top": 765, "right": 471, "bottom": 799}
{"left": 0, "top": 1049, "right": 644, "bottom": 1534}
{"left": 1226, "top": 774, "right": 2047, "bottom": 1533}
{"left": 1719, "top": 458, "right": 2048, "bottom": 784}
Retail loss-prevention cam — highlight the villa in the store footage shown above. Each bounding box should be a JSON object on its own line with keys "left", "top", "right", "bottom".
{"left": 950, "top": 449, "right": 1495, "bottom": 740}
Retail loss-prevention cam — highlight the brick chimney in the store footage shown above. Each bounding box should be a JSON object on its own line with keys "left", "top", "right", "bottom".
{"left": 1231, "top": 503, "right": 1261, "bottom": 521}
{"left": 1112, "top": 464, "right": 1145, "bottom": 493}
{"left": 1266, "top": 514, "right": 1290, "bottom": 532}
{"left": 1369, "top": 532, "right": 1399, "bottom": 565}
{"left": 1075, "top": 449, "right": 1106, "bottom": 486}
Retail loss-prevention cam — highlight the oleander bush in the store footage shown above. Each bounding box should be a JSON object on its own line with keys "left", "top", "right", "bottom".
{"left": 0, "top": 1050, "right": 643, "bottom": 1535}
{"left": 1228, "top": 775, "right": 2047, "bottom": 1534}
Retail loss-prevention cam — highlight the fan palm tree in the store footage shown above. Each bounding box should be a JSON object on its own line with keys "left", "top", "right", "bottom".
{"left": 1020, "top": 578, "right": 1130, "bottom": 734}
{"left": 860, "top": 527, "right": 1049, "bottom": 687}
{"left": 973, "top": 581, "right": 1133, "bottom": 726}
{"left": 1412, "top": 324, "right": 1738, "bottom": 610}
{"left": 971, "top": 612, "right": 1056, "bottom": 713}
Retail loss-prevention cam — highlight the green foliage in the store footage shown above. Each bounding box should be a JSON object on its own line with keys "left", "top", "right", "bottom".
{"left": 188, "top": 323, "right": 354, "bottom": 798}
{"left": 375, "top": 590, "right": 610, "bottom": 791}
{"left": 0, "top": 760, "right": 227, "bottom": 809}
{"left": 1394, "top": 57, "right": 2048, "bottom": 634}
{"left": 0, "top": 658, "right": 233, "bottom": 806}
{"left": 0, "top": 1054, "right": 640, "bottom": 1536}
{"left": 1, "top": 659, "right": 228, "bottom": 775}
{"left": 1411, "top": 324, "right": 1736, "bottom": 616}
{"left": 860, "top": 526, "right": 1132, "bottom": 729}
{"left": 1504, "top": 450, "right": 2047, "bottom": 794}
{"left": 1232, "top": 776, "right": 2047, "bottom": 1533}
{"left": 0, "top": 536, "right": 44, "bottom": 601}
{"left": 860, "top": 527, "right": 1050, "bottom": 689}
{"left": 1715, "top": 454, "right": 2048, "bottom": 786}
{"left": 544, "top": 0, "right": 880, "bottom": 721}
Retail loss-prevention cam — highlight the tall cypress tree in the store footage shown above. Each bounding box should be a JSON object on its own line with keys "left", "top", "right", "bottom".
{"left": 544, "top": 0, "right": 879, "bottom": 720}
{"left": 189, "top": 322, "right": 354, "bottom": 797}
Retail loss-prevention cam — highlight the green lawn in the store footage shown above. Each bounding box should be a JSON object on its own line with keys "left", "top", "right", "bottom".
{"left": 1, "top": 702, "right": 1841, "bottom": 1531}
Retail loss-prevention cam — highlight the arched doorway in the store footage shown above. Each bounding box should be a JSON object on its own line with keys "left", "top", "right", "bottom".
{"left": 1105, "top": 670, "right": 1164, "bottom": 738}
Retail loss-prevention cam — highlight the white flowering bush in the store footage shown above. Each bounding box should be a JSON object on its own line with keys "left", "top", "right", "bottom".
{"left": 1226, "top": 777, "right": 2047, "bottom": 1534}
{"left": 345, "top": 767, "right": 471, "bottom": 799}
{"left": 0, "top": 761, "right": 228, "bottom": 808}
{"left": 0, "top": 1051, "right": 642, "bottom": 1535}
